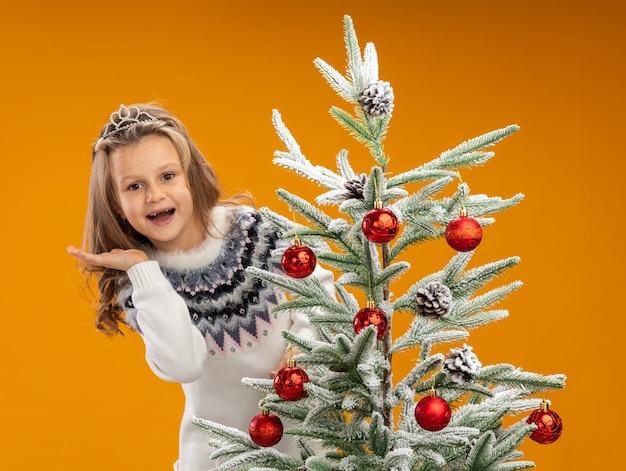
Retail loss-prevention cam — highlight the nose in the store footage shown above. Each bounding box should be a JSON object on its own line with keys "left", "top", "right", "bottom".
{"left": 146, "top": 185, "right": 166, "bottom": 203}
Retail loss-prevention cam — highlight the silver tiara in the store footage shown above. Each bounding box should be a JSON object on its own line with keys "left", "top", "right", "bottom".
{"left": 97, "top": 104, "right": 159, "bottom": 143}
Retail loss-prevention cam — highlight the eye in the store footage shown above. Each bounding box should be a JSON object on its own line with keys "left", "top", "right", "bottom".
{"left": 127, "top": 182, "right": 143, "bottom": 191}
{"left": 162, "top": 172, "right": 175, "bottom": 181}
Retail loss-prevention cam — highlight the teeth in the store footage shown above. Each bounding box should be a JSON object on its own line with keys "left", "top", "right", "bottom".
{"left": 148, "top": 209, "right": 172, "bottom": 218}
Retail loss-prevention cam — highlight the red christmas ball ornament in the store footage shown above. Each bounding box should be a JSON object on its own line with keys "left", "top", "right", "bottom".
{"left": 281, "top": 238, "right": 317, "bottom": 278}
{"left": 249, "top": 408, "right": 283, "bottom": 447}
{"left": 527, "top": 401, "right": 563, "bottom": 444}
{"left": 445, "top": 208, "right": 482, "bottom": 252}
{"left": 273, "top": 357, "right": 309, "bottom": 401}
{"left": 414, "top": 393, "right": 452, "bottom": 431}
{"left": 353, "top": 305, "right": 388, "bottom": 340}
{"left": 362, "top": 201, "right": 399, "bottom": 244}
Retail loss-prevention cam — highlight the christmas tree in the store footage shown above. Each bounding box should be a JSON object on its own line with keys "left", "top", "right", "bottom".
{"left": 193, "top": 15, "right": 566, "bottom": 470}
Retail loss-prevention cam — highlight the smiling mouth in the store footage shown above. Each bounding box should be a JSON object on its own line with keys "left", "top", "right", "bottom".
{"left": 147, "top": 209, "right": 175, "bottom": 222}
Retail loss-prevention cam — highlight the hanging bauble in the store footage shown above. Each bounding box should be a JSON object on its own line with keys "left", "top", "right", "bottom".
{"left": 527, "top": 400, "right": 563, "bottom": 444}
{"left": 445, "top": 207, "right": 482, "bottom": 252}
{"left": 353, "top": 303, "right": 388, "bottom": 340}
{"left": 281, "top": 236, "right": 317, "bottom": 278}
{"left": 414, "top": 393, "right": 452, "bottom": 431}
{"left": 248, "top": 408, "right": 283, "bottom": 447}
{"left": 273, "top": 357, "right": 310, "bottom": 401}
{"left": 362, "top": 199, "right": 399, "bottom": 244}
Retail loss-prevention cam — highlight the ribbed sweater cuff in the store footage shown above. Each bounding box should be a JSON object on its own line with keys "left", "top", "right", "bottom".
{"left": 127, "top": 260, "right": 166, "bottom": 289}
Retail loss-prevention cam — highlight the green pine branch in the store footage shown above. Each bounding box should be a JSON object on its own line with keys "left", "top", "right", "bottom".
{"left": 329, "top": 106, "right": 373, "bottom": 147}
{"left": 465, "top": 420, "right": 535, "bottom": 471}
{"left": 476, "top": 365, "right": 567, "bottom": 393}
{"left": 192, "top": 15, "right": 567, "bottom": 471}
{"left": 387, "top": 168, "right": 460, "bottom": 188}
{"left": 313, "top": 57, "right": 355, "bottom": 103}
{"left": 343, "top": 15, "right": 368, "bottom": 93}
{"left": 419, "top": 125, "right": 520, "bottom": 171}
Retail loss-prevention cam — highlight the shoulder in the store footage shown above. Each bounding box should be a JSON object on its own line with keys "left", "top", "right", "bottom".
{"left": 223, "top": 204, "right": 260, "bottom": 225}
{"left": 222, "top": 205, "right": 280, "bottom": 240}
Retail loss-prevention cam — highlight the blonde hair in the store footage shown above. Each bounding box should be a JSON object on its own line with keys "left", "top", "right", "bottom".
{"left": 81, "top": 103, "right": 251, "bottom": 335}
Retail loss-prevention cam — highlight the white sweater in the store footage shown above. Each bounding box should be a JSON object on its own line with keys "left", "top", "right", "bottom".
{"left": 121, "top": 206, "right": 333, "bottom": 470}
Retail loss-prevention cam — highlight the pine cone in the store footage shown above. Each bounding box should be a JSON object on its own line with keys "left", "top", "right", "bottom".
{"left": 443, "top": 344, "right": 482, "bottom": 385}
{"left": 466, "top": 437, "right": 478, "bottom": 457}
{"left": 343, "top": 173, "right": 367, "bottom": 200}
{"left": 415, "top": 281, "right": 452, "bottom": 318}
{"left": 358, "top": 80, "right": 395, "bottom": 117}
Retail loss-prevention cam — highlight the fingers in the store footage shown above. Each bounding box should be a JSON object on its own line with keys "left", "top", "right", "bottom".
{"left": 67, "top": 245, "right": 94, "bottom": 264}
{"left": 67, "top": 246, "right": 150, "bottom": 272}
{"left": 270, "top": 347, "right": 302, "bottom": 377}
{"left": 67, "top": 246, "right": 108, "bottom": 267}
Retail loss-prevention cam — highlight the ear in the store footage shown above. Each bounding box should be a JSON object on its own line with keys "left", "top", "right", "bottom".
{"left": 113, "top": 208, "right": 126, "bottom": 221}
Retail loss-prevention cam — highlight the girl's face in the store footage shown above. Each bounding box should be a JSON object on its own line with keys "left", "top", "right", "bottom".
{"left": 110, "top": 134, "right": 205, "bottom": 252}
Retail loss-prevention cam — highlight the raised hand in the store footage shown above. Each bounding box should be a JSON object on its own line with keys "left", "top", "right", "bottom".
{"left": 67, "top": 246, "right": 150, "bottom": 272}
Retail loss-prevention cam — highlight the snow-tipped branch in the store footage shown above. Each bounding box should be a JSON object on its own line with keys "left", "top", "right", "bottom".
{"left": 313, "top": 58, "right": 355, "bottom": 103}
{"left": 390, "top": 315, "right": 469, "bottom": 355}
{"left": 476, "top": 365, "right": 567, "bottom": 393}
{"left": 330, "top": 106, "right": 375, "bottom": 147}
{"left": 420, "top": 125, "right": 520, "bottom": 171}
{"left": 387, "top": 168, "right": 459, "bottom": 188}
{"left": 447, "top": 256, "right": 521, "bottom": 299}
{"left": 343, "top": 15, "right": 367, "bottom": 92}
{"left": 450, "top": 282, "right": 523, "bottom": 321}
{"left": 275, "top": 189, "right": 334, "bottom": 228}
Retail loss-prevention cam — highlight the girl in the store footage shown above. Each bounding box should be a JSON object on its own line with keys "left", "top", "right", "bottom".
{"left": 68, "top": 103, "right": 333, "bottom": 471}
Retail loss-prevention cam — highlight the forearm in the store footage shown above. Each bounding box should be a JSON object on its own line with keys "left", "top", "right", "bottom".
{"left": 128, "top": 261, "right": 207, "bottom": 383}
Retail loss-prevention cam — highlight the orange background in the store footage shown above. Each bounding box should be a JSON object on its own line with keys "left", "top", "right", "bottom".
{"left": 1, "top": 1, "right": 623, "bottom": 469}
